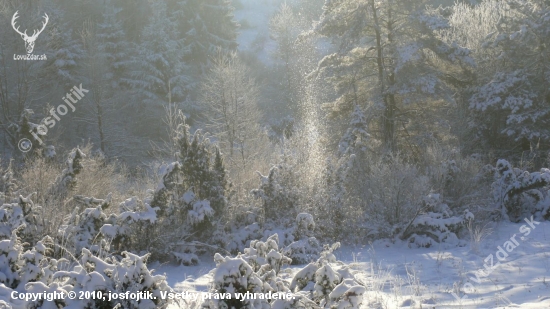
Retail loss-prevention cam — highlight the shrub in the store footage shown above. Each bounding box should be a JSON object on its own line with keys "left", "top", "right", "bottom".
{"left": 400, "top": 193, "right": 473, "bottom": 248}
{"left": 0, "top": 226, "right": 172, "bottom": 308}
{"left": 203, "top": 234, "right": 365, "bottom": 309}
{"left": 492, "top": 159, "right": 550, "bottom": 222}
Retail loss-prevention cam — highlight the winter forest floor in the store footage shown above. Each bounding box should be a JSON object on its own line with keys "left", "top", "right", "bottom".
{"left": 159, "top": 221, "right": 550, "bottom": 309}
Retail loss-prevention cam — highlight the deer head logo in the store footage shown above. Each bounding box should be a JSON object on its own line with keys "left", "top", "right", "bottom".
{"left": 11, "top": 11, "right": 49, "bottom": 54}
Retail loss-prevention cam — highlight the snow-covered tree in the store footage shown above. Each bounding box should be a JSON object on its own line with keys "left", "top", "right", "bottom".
{"left": 251, "top": 155, "right": 300, "bottom": 224}
{"left": 0, "top": 194, "right": 43, "bottom": 246}
{"left": 58, "top": 193, "right": 111, "bottom": 256}
{"left": 338, "top": 105, "right": 370, "bottom": 157}
{"left": 315, "top": 0, "right": 475, "bottom": 152}
{"left": 0, "top": 3, "right": 74, "bottom": 154}
{"left": 147, "top": 122, "right": 228, "bottom": 260}
{"left": 96, "top": 5, "right": 130, "bottom": 89}
{"left": 37, "top": 7, "right": 83, "bottom": 91}
{"left": 111, "top": 0, "right": 150, "bottom": 41}
{"left": 75, "top": 4, "right": 133, "bottom": 156}
{"left": 491, "top": 159, "right": 550, "bottom": 222}
{"left": 129, "top": 0, "right": 191, "bottom": 135}
{"left": 1, "top": 159, "right": 19, "bottom": 203}
{"left": 269, "top": 3, "right": 316, "bottom": 116}
{"left": 469, "top": 0, "right": 550, "bottom": 155}
{"left": 200, "top": 51, "right": 262, "bottom": 170}
{"left": 169, "top": 0, "right": 238, "bottom": 76}
{"left": 283, "top": 214, "right": 322, "bottom": 265}
{"left": 59, "top": 147, "right": 85, "bottom": 190}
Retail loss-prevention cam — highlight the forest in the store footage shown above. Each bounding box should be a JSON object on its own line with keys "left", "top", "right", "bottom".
{"left": 0, "top": 0, "right": 550, "bottom": 308}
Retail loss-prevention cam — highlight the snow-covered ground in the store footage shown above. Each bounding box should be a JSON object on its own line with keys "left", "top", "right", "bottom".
{"left": 160, "top": 220, "right": 550, "bottom": 308}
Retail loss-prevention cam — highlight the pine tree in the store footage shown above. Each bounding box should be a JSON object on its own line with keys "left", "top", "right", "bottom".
{"left": 96, "top": 4, "right": 130, "bottom": 90}
{"left": 78, "top": 3, "right": 133, "bottom": 156}
{"left": 37, "top": 8, "right": 83, "bottom": 91}
{"left": 315, "top": 0, "right": 474, "bottom": 152}
{"left": 111, "top": 0, "right": 150, "bottom": 41}
{"left": 149, "top": 121, "right": 228, "bottom": 245}
{"left": 469, "top": 0, "right": 550, "bottom": 156}
{"left": 176, "top": 0, "right": 239, "bottom": 75}
{"left": 339, "top": 105, "right": 370, "bottom": 156}
{"left": 252, "top": 154, "right": 300, "bottom": 224}
{"left": 1, "top": 159, "right": 19, "bottom": 203}
{"left": 207, "top": 147, "right": 228, "bottom": 215}
{"left": 129, "top": 0, "right": 191, "bottom": 135}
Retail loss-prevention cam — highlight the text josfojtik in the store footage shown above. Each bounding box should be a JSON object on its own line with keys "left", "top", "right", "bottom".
{"left": 30, "top": 84, "right": 89, "bottom": 146}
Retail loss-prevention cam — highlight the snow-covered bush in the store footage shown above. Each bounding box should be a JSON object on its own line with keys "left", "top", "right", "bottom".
{"left": 425, "top": 152, "right": 494, "bottom": 218}
{"left": 0, "top": 188, "right": 172, "bottom": 309}
{"left": 203, "top": 253, "right": 272, "bottom": 309}
{"left": 204, "top": 233, "right": 364, "bottom": 309}
{"left": 222, "top": 221, "right": 264, "bottom": 255}
{"left": 58, "top": 193, "right": 163, "bottom": 261}
{"left": 252, "top": 154, "right": 300, "bottom": 224}
{"left": 283, "top": 236, "right": 321, "bottom": 266}
{"left": 400, "top": 193, "right": 472, "bottom": 248}
{"left": 0, "top": 230, "right": 172, "bottom": 309}
{"left": 1, "top": 159, "right": 19, "bottom": 204}
{"left": 58, "top": 194, "right": 112, "bottom": 256}
{"left": 352, "top": 156, "right": 430, "bottom": 241}
{"left": 59, "top": 147, "right": 85, "bottom": 190}
{"left": 0, "top": 194, "right": 43, "bottom": 246}
{"left": 0, "top": 229, "right": 27, "bottom": 289}
{"left": 275, "top": 213, "right": 321, "bottom": 265}
{"left": 492, "top": 159, "right": 550, "bottom": 222}
{"left": 146, "top": 125, "right": 228, "bottom": 261}
{"left": 293, "top": 213, "right": 315, "bottom": 240}
{"left": 314, "top": 264, "right": 341, "bottom": 302}
{"left": 0, "top": 228, "right": 57, "bottom": 290}
{"left": 241, "top": 234, "right": 291, "bottom": 274}
{"left": 101, "top": 196, "right": 159, "bottom": 255}
{"left": 22, "top": 249, "right": 172, "bottom": 309}
{"left": 289, "top": 245, "right": 365, "bottom": 309}
{"left": 221, "top": 212, "right": 322, "bottom": 264}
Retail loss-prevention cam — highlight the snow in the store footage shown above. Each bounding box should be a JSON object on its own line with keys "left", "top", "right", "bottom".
{"left": 156, "top": 162, "right": 181, "bottom": 192}
{"left": 118, "top": 203, "right": 158, "bottom": 224}
{"left": 212, "top": 256, "right": 254, "bottom": 285}
{"left": 187, "top": 200, "right": 214, "bottom": 225}
{"left": 182, "top": 190, "right": 195, "bottom": 204}
{"left": 158, "top": 220, "right": 550, "bottom": 309}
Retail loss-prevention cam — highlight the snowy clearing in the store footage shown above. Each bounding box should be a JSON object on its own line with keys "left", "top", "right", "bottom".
{"left": 161, "top": 220, "right": 550, "bottom": 309}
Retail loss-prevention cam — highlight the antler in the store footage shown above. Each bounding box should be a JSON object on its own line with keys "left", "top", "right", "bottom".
{"left": 29, "top": 13, "right": 48, "bottom": 39}
{"left": 11, "top": 11, "right": 28, "bottom": 38}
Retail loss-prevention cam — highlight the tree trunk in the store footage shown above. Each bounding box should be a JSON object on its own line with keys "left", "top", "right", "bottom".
{"left": 370, "top": 0, "right": 396, "bottom": 152}
{"left": 384, "top": 5, "right": 397, "bottom": 153}
{"left": 95, "top": 99, "right": 106, "bottom": 153}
